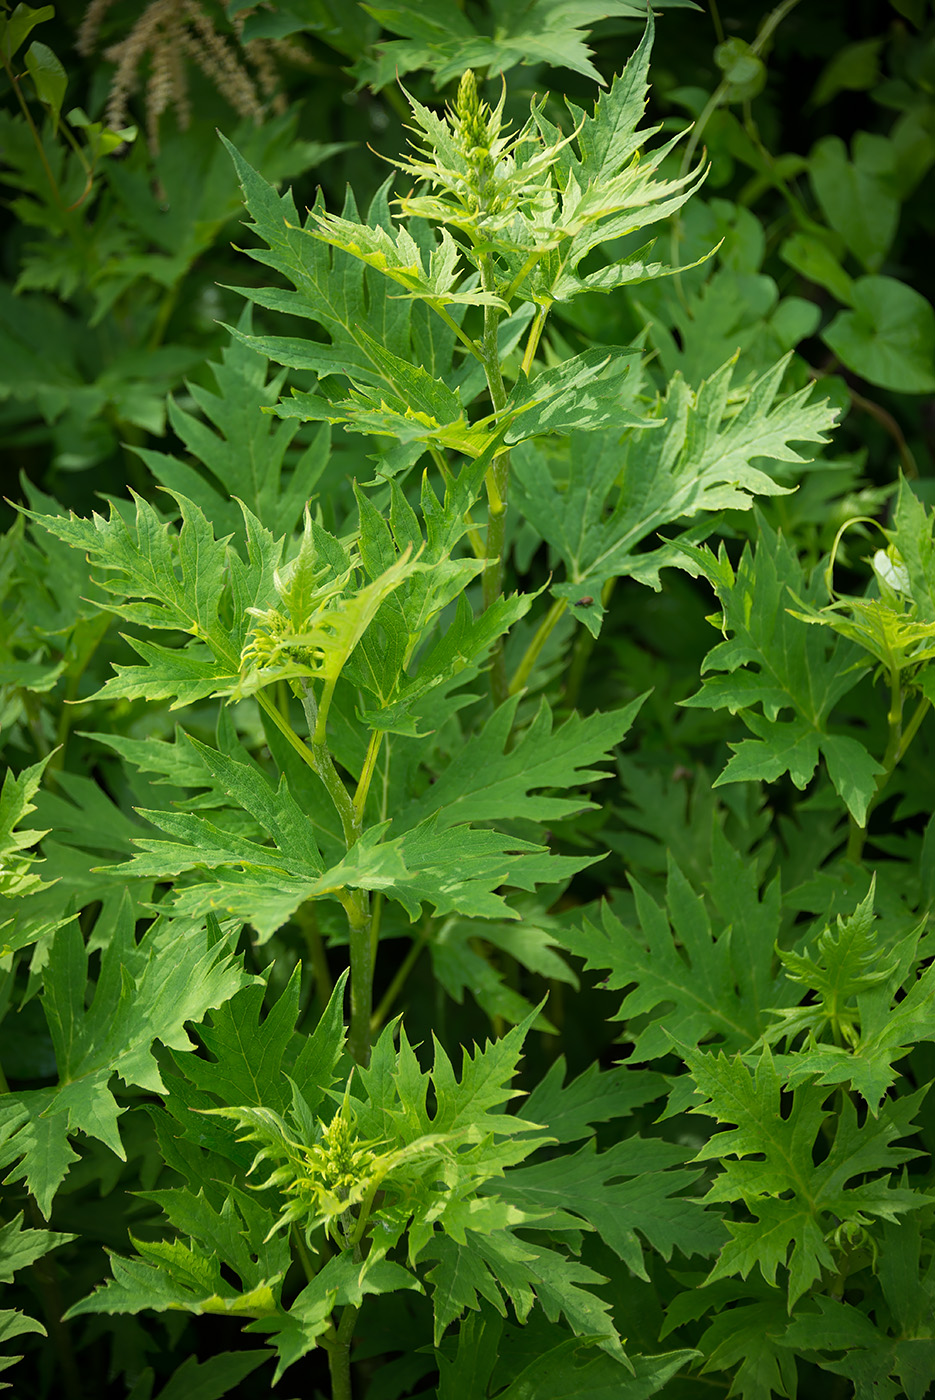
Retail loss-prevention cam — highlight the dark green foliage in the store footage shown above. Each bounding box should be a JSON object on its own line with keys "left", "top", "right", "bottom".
{"left": 2, "top": 3, "right": 934, "bottom": 1399}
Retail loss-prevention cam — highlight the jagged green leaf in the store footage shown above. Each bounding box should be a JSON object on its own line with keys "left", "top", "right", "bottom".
{"left": 0, "top": 898, "right": 250, "bottom": 1214}
{"left": 681, "top": 514, "right": 881, "bottom": 821}
{"left": 181, "top": 967, "right": 348, "bottom": 1121}
{"left": 396, "top": 692, "right": 645, "bottom": 831}
{"left": 503, "top": 348, "right": 652, "bottom": 442}
{"left": 0, "top": 1211, "right": 74, "bottom": 1284}
{"left": 64, "top": 1189, "right": 289, "bottom": 1322}
{"left": 685, "top": 1043, "right": 926, "bottom": 1306}
{"left": 220, "top": 142, "right": 462, "bottom": 391}
{"left": 512, "top": 357, "right": 835, "bottom": 636}
{"left": 424, "top": 1232, "right": 623, "bottom": 1354}
{"left": 779, "top": 1217, "right": 935, "bottom": 1400}
{"left": 428, "top": 902, "right": 578, "bottom": 1031}
{"left": 497, "top": 1340, "right": 699, "bottom": 1400}
{"left": 138, "top": 1352, "right": 270, "bottom": 1400}
{"left": 0, "top": 753, "right": 52, "bottom": 900}
{"left": 354, "top": 1, "right": 695, "bottom": 93}
{"left": 559, "top": 838, "right": 784, "bottom": 1060}
{"left": 497, "top": 1133, "right": 725, "bottom": 1280}
{"left": 133, "top": 306, "right": 330, "bottom": 542}
{"left": 521, "top": 1056, "right": 667, "bottom": 1143}
{"left": 26, "top": 492, "right": 280, "bottom": 710}
{"left": 768, "top": 892, "right": 935, "bottom": 1114}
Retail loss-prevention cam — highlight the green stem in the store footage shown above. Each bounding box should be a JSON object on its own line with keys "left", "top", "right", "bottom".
{"left": 520, "top": 304, "right": 551, "bottom": 376}
{"left": 369, "top": 890, "right": 383, "bottom": 969}
{"left": 429, "top": 299, "right": 485, "bottom": 361}
{"left": 509, "top": 598, "right": 567, "bottom": 695}
{"left": 326, "top": 1206, "right": 365, "bottom": 1398}
{"left": 894, "top": 694, "right": 930, "bottom": 766}
{"left": 291, "top": 1224, "right": 316, "bottom": 1285}
{"left": 483, "top": 464, "right": 511, "bottom": 707}
{"left": 670, "top": 0, "right": 804, "bottom": 284}
{"left": 295, "top": 681, "right": 360, "bottom": 846}
{"left": 19, "top": 688, "right": 51, "bottom": 759}
{"left": 709, "top": 0, "right": 726, "bottom": 42}
{"left": 3, "top": 57, "right": 64, "bottom": 210}
{"left": 148, "top": 281, "right": 182, "bottom": 351}
{"left": 847, "top": 685, "right": 930, "bottom": 864}
{"left": 354, "top": 729, "right": 383, "bottom": 823}
{"left": 326, "top": 1306, "right": 358, "bottom": 1400}
{"left": 430, "top": 446, "right": 486, "bottom": 557}
{"left": 286, "top": 683, "right": 374, "bottom": 1064}
{"left": 314, "top": 677, "right": 338, "bottom": 744}
{"left": 370, "top": 929, "right": 427, "bottom": 1031}
{"left": 295, "top": 903, "right": 333, "bottom": 1007}
{"left": 256, "top": 688, "right": 321, "bottom": 769}
{"left": 479, "top": 267, "right": 512, "bottom": 706}
{"left": 563, "top": 577, "right": 616, "bottom": 709}
{"left": 344, "top": 889, "right": 373, "bottom": 1067}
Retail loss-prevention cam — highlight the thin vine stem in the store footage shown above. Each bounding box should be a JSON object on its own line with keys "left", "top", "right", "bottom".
{"left": 670, "top": 0, "right": 804, "bottom": 291}
{"left": 370, "top": 929, "right": 428, "bottom": 1031}
{"left": 509, "top": 597, "right": 567, "bottom": 695}
{"left": 295, "top": 681, "right": 360, "bottom": 846}
{"left": 847, "top": 691, "right": 931, "bottom": 863}
{"left": 807, "top": 362, "right": 920, "bottom": 480}
{"left": 354, "top": 729, "right": 383, "bottom": 822}
{"left": 291, "top": 1224, "right": 316, "bottom": 1284}
{"left": 2, "top": 56, "right": 63, "bottom": 208}
{"left": 295, "top": 903, "right": 333, "bottom": 1008}
{"left": 708, "top": 0, "right": 726, "bottom": 42}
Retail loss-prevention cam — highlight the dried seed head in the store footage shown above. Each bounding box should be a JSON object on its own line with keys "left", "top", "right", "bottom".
{"left": 79, "top": 0, "right": 295, "bottom": 152}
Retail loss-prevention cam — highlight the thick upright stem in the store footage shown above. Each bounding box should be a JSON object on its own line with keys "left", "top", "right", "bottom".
{"left": 327, "top": 1331, "right": 355, "bottom": 1400}
{"left": 293, "top": 682, "right": 374, "bottom": 1065}
{"left": 480, "top": 279, "right": 512, "bottom": 706}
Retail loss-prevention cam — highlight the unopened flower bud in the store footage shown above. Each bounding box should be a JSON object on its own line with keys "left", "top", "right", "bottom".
{"left": 455, "top": 68, "right": 490, "bottom": 156}
{"left": 456, "top": 69, "right": 479, "bottom": 124}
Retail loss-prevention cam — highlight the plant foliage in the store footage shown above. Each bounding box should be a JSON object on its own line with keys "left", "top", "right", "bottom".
{"left": 2, "top": 2, "right": 934, "bottom": 1399}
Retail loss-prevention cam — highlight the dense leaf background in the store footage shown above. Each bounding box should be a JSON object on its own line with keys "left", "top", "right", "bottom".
{"left": 2, "top": 2, "right": 934, "bottom": 1398}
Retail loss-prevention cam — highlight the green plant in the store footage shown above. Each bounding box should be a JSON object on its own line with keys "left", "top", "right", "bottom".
{"left": 2, "top": 7, "right": 935, "bottom": 1400}
{"left": 0, "top": 0, "right": 348, "bottom": 485}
